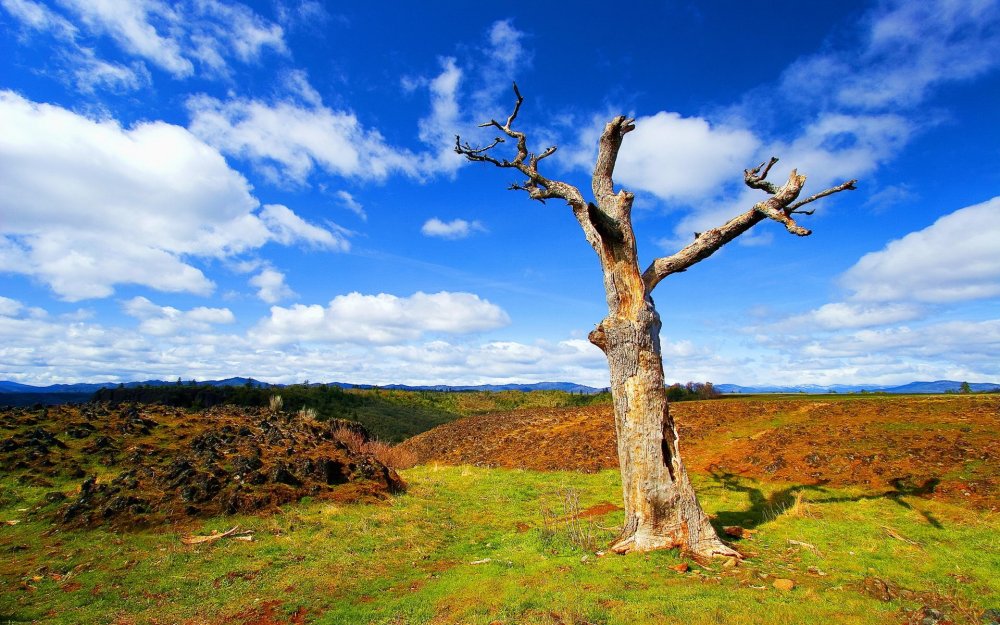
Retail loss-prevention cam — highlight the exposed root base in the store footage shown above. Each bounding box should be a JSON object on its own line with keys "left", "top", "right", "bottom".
{"left": 610, "top": 532, "right": 743, "bottom": 562}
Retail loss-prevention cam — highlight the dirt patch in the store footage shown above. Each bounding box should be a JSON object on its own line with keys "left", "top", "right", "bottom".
{"left": 399, "top": 396, "right": 999, "bottom": 509}
{"left": 577, "top": 502, "right": 621, "bottom": 518}
{"left": 0, "top": 403, "right": 405, "bottom": 528}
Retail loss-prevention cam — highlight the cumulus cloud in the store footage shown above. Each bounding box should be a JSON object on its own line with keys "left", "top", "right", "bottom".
{"left": 565, "top": 112, "right": 761, "bottom": 203}
{"left": 122, "top": 296, "right": 234, "bottom": 336}
{"left": 745, "top": 196, "right": 1000, "bottom": 385}
{"left": 787, "top": 302, "right": 925, "bottom": 331}
{"left": 842, "top": 197, "right": 1000, "bottom": 303}
{"left": 421, "top": 218, "right": 486, "bottom": 240}
{"left": 0, "top": 91, "right": 346, "bottom": 301}
{"left": 250, "top": 268, "right": 295, "bottom": 304}
{"left": 0, "top": 298, "right": 612, "bottom": 386}
{"left": 251, "top": 291, "right": 511, "bottom": 346}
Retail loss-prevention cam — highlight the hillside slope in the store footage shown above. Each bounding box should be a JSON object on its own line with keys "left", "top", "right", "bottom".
{"left": 400, "top": 395, "right": 999, "bottom": 509}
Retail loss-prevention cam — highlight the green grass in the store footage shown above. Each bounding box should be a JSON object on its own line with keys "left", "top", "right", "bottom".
{"left": 1, "top": 467, "right": 997, "bottom": 625}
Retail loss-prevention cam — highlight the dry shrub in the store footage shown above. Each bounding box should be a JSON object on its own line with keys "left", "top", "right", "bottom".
{"left": 540, "top": 487, "right": 599, "bottom": 552}
{"left": 332, "top": 426, "right": 365, "bottom": 453}
{"left": 268, "top": 394, "right": 283, "bottom": 413}
{"left": 364, "top": 440, "right": 418, "bottom": 470}
{"left": 331, "top": 427, "right": 417, "bottom": 469}
{"left": 297, "top": 407, "right": 318, "bottom": 422}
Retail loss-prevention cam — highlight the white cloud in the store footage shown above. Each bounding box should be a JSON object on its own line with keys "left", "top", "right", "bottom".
{"left": 0, "top": 296, "right": 23, "bottom": 317}
{"left": 769, "top": 113, "right": 912, "bottom": 190}
{"left": 0, "top": 299, "right": 611, "bottom": 386}
{"left": 123, "top": 296, "right": 235, "bottom": 336}
{"left": 0, "top": 91, "right": 346, "bottom": 301}
{"left": 249, "top": 268, "right": 295, "bottom": 304}
{"left": 864, "top": 184, "right": 917, "bottom": 213}
{"left": 1, "top": 0, "right": 76, "bottom": 37}
{"left": 335, "top": 190, "right": 366, "bottom": 220}
{"left": 565, "top": 111, "right": 760, "bottom": 203}
{"left": 788, "top": 302, "right": 925, "bottom": 331}
{"left": 187, "top": 93, "right": 417, "bottom": 184}
{"left": 421, "top": 218, "right": 486, "bottom": 240}
{"left": 842, "top": 197, "right": 1000, "bottom": 303}
{"left": 415, "top": 57, "right": 466, "bottom": 175}
{"left": 840, "top": 0, "right": 1000, "bottom": 109}
{"left": 1, "top": 0, "right": 149, "bottom": 92}
{"left": 259, "top": 204, "right": 349, "bottom": 251}
{"left": 51, "top": 0, "right": 286, "bottom": 79}
{"left": 61, "top": 0, "right": 193, "bottom": 77}
{"left": 251, "top": 291, "right": 511, "bottom": 346}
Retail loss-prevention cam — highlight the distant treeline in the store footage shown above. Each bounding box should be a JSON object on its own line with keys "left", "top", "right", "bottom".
{"left": 91, "top": 383, "right": 462, "bottom": 442}
{"left": 0, "top": 392, "right": 94, "bottom": 407}
{"left": 90, "top": 383, "right": 614, "bottom": 442}
{"left": 666, "top": 382, "right": 720, "bottom": 402}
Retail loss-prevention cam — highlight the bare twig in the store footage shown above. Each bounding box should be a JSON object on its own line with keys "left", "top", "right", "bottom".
{"left": 788, "top": 179, "right": 858, "bottom": 213}
{"left": 180, "top": 525, "right": 254, "bottom": 545}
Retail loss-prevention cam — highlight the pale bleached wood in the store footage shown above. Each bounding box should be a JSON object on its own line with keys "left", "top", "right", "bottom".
{"left": 456, "top": 86, "right": 855, "bottom": 560}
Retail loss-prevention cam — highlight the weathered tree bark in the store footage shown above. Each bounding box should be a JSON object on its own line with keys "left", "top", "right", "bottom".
{"left": 456, "top": 85, "right": 856, "bottom": 560}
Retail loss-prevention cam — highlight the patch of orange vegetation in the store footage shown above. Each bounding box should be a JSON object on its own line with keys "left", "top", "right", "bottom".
{"left": 400, "top": 396, "right": 999, "bottom": 509}
{"left": 577, "top": 502, "right": 622, "bottom": 518}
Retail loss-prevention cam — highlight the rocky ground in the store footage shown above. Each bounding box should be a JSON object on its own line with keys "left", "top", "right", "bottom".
{"left": 0, "top": 402, "right": 404, "bottom": 528}
{"left": 399, "top": 395, "right": 999, "bottom": 510}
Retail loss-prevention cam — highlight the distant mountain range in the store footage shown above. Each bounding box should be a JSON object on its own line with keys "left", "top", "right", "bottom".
{"left": 1, "top": 378, "right": 998, "bottom": 397}
{"left": 715, "top": 381, "right": 1000, "bottom": 394}
{"left": 0, "top": 378, "right": 603, "bottom": 395}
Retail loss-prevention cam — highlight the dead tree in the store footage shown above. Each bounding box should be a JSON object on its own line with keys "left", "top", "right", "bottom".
{"left": 456, "top": 84, "right": 856, "bottom": 560}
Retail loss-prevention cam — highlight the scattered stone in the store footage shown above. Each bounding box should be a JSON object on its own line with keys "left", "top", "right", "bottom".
{"left": 772, "top": 578, "right": 795, "bottom": 591}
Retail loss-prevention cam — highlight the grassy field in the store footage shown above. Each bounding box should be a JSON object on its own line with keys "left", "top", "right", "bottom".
{"left": 2, "top": 464, "right": 997, "bottom": 625}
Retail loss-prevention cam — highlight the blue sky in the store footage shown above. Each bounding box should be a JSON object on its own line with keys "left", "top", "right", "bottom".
{"left": 1, "top": 0, "right": 998, "bottom": 387}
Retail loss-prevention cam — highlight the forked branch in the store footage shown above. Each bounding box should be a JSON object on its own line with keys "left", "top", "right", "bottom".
{"left": 642, "top": 164, "right": 857, "bottom": 293}
{"left": 455, "top": 83, "right": 584, "bottom": 209}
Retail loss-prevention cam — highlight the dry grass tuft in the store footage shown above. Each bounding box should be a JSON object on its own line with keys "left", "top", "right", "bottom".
{"left": 268, "top": 394, "right": 284, "bottom": 413}
{"left": 332, "top": 426, "right": 365, "bottom": 453}
{"left": 331, "top": 426, "right": 417, "bottom": 469}
{"left": 297, "top": 406, "right": 319, "bottom": 422}
{"left": 364, "top": 440, "right": 419, "bottom": 471}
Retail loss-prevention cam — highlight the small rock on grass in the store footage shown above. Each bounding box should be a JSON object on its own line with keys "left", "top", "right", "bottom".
{"left": 772, "top": 578, "right": 795, "bottom": 591}
{"left": 670, "top": 562, "right": 689, "bottom": 573}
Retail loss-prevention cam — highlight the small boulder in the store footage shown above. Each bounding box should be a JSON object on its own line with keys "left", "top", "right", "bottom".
{"left": 772, "top": 578, "right": 795, "bottom": 591}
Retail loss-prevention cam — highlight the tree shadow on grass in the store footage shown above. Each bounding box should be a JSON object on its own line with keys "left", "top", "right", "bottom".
{"left": 706, "top": 471, "right": 943, "bottom": 532}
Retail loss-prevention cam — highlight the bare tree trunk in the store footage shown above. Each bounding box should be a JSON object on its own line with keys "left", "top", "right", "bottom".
{"left": 455, "top": 85, "right": 856, "bottom": 561}
{"left": 590, "top": 301, "right": 738, "bottom": 558}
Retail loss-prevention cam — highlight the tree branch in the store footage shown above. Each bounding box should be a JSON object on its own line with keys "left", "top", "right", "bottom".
{"left": 643, "top": 162, "right": 857, "bottom": 293}
{"left": 454, "top": 83, "right": 585, "bottom": 211}
{"left": 787, "top": 179, "right": 858, "bottom": 213}
{"left": 744, "top": 157, "right": 781, "bottom": 195}
{"left": 593, "top": 116, "right": 636, "bottom": 210}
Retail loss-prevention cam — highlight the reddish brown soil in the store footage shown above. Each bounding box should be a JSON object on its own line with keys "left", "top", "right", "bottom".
{"left": 0, "top": 403, "right": 405, "bottom": 528}
{"left": 400, "top": 395, "right": 999, "bottom": 509}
